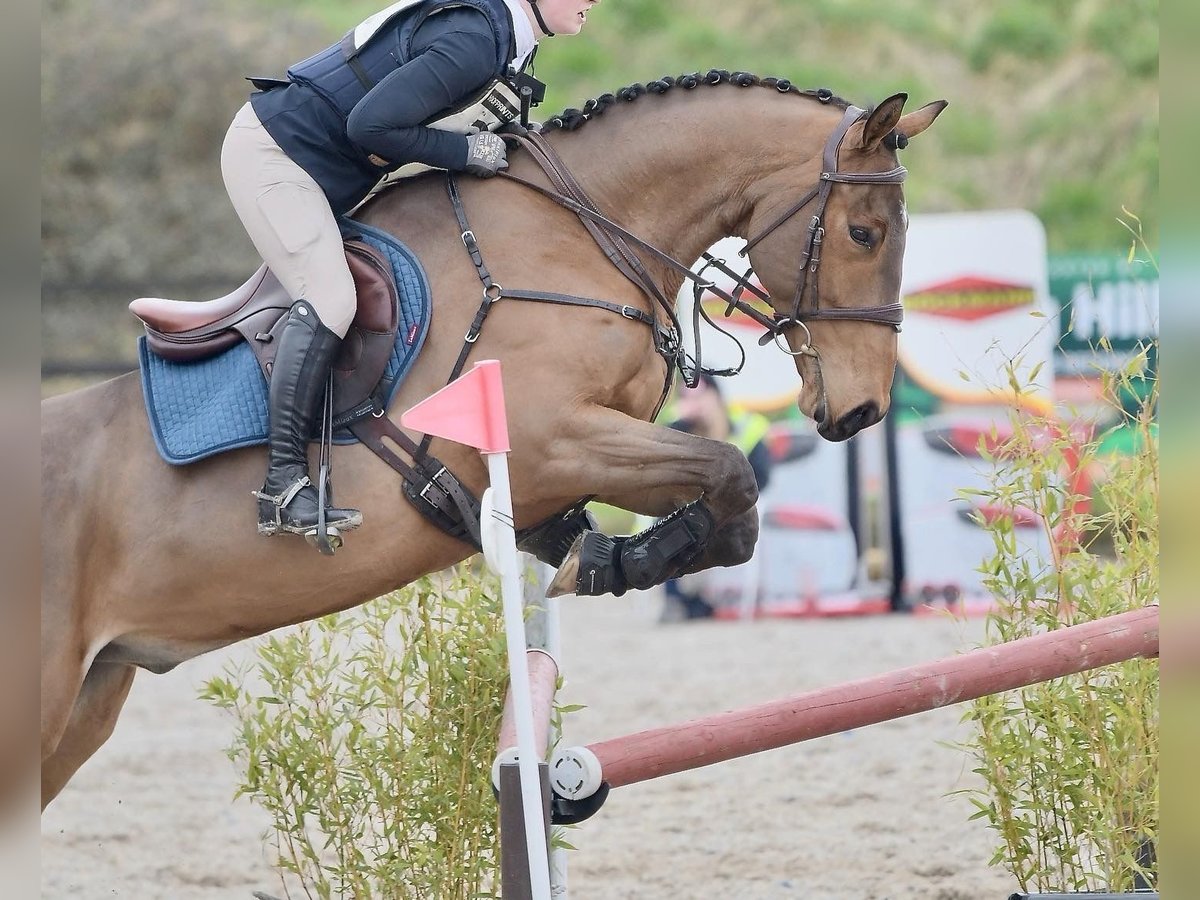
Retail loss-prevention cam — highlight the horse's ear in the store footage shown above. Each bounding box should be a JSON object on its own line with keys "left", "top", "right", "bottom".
{"left": 894, "top": 99, "right": 949, "bottom": 142}
{"left": 859, "top": 93, "right": 907, "bottom": 151}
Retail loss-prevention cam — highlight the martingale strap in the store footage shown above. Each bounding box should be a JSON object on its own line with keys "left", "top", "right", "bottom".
{"left": 441, "top": 172, "right": 670, "bottom": 391}
{"left": 358, "top": 171, "right": 679, "bottom": 549}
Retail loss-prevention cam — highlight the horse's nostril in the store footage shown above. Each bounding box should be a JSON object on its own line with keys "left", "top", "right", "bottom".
{"left": 843, "top": 401, "right": 880, "bottom": 434}
{"left": 813, "top": 401, "right": 827, "bottom": 424}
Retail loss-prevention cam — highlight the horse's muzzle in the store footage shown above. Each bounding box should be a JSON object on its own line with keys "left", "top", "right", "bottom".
{"left": 817, "top": 401, "right": 881, "bottom": 442}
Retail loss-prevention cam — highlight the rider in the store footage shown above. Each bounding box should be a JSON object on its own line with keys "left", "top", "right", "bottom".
{"left": 221, "top": 0, "right": 599, "bottom": 543}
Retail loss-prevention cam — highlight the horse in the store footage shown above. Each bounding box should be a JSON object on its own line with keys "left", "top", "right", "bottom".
{"left": 40, "top": 70, "right": 946, "bottom": 807}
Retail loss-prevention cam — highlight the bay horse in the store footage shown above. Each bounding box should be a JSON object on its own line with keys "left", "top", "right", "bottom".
{"left": 40, "top": 71, "right": 946, "bottom": 807}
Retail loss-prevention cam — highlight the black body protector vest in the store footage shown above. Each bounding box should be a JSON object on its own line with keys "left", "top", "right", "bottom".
{"left": 287, "top": 0, "right": 544, "bottom": 186}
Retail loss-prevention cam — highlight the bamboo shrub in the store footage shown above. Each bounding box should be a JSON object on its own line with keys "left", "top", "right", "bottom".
{"left": 960, "top": 342, "right": 1159, "bottom": 893}
{"left": 201, "top": 567, "right": 510, "bottom": 900}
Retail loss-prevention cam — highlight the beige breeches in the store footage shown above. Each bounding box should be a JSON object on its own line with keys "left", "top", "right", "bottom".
{"left": 220, "top": 102, "right": 357, "bottom": 338}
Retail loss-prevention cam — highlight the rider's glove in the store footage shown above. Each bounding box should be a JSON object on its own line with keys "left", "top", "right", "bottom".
{"left": 463, "top": 132, "right": 509, "bottom": 178}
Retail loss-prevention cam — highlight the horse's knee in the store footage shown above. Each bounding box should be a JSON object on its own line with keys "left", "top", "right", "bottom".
{"left": 709, "top": 443, "right": 758, "bottom": 513}
{"left": 724, "top": 510, "right": 759, "bottom": 565}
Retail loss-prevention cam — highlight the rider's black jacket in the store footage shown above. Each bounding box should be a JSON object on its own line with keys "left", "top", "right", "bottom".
{"left": 249, "top": 0, "right": 518, "bottom": 214}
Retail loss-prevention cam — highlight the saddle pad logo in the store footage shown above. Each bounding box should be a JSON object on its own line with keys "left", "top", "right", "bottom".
{"left": 904, "top": 275, "right": 1034, "bottom": 321}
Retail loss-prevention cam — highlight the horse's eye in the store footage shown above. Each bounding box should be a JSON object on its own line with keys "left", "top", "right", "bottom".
{"left": 849, "top": 225, "right": 873, "bottom": 247}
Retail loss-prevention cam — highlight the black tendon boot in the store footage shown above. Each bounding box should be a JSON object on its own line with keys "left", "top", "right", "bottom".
{"left": 254, "top": 301, "right": 362, "bottom": 541}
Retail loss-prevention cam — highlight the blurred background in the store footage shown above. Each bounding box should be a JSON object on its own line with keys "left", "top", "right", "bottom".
{"left": 41, "top": 0, "right": 1157, "bottom": 392}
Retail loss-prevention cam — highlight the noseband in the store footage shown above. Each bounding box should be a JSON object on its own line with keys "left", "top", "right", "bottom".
{"left": 696, "top": 103, "right": 908, "bottom": 357}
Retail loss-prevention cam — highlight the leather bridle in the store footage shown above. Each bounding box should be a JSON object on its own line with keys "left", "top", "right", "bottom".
{"left": 380, "top": 92, "right": 915, "bottom": 549}
{"left": 695, "top": 103, "right": 908, "bottom": 360}
{"left": 495, "top": 102, "right": 908, "bottom": 384}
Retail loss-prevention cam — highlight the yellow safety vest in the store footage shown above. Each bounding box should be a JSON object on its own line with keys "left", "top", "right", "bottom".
{"left": 729, "top": 408, "right": 770, "bottom": 456}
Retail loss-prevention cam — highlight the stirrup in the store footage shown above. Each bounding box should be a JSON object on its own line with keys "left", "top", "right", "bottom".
{"left": 253, "top": 476, "right": 312, "bottom": 532}
{"left": 253, "top": 475, "right": 360, "bottom": 543}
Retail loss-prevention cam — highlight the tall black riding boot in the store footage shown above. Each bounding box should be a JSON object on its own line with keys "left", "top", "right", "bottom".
{"left": 254, "top": 301, "right": 363, "bottom": 539}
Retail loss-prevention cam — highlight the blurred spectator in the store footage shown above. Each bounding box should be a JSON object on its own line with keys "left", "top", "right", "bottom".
{"left": 663, "top": 373, "right": 771, "bottom": 619}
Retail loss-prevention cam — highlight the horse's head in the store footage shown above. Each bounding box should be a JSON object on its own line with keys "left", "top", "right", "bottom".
{"left": 744, "top": 93, "right": 947, "bottom": 441}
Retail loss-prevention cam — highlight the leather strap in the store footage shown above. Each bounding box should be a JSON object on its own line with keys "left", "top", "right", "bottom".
{"left": 739, "top": 105, "right": 908, "bottom": 333}
{"left": 498, "top": 109, "right": 910, "bottom": 346}
{"left": 503, "top": 288, "right": 656, "bottom": 327}
{"left": 349, "top": 412, "right": 483, "bottom": 548}
{"left": 510, "top": 134, "right": 673, "bottom": 315}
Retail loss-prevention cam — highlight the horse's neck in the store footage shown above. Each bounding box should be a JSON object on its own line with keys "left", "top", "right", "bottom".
{"left": 544, "top": 91, "right": 829, "bottom": 288}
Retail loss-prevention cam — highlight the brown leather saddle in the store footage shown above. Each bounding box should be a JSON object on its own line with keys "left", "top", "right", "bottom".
{"left": 129, "top": 237, "right": 493, "bottom": 549}
{"left": 129, "top": 240, "right": 399, "bottom": 426}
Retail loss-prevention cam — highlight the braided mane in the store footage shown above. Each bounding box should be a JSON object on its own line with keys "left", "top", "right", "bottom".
{"left": 540, "top": 70, "right": 856, "bottom": 133}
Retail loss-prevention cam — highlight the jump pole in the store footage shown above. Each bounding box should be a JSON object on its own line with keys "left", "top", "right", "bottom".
{"left": 551, "top": 606, "right": 1159, "bottom": 800}
{"left": 494, "top": 648, "right": 560, "bottom": 785}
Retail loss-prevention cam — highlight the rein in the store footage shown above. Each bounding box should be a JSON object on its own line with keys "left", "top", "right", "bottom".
{"left": 491, "top": 104, "right": 908, "bottom": 383}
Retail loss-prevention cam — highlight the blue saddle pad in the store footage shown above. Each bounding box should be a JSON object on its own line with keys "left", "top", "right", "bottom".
{"left": 138, "top": 221, "right": 431, "bottom": 465}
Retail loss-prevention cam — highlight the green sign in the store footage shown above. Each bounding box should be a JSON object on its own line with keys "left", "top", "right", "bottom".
{"left": 1049, "top": 253, "right": 1158, "bottom": 376}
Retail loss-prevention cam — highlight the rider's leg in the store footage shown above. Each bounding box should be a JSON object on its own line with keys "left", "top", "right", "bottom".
{"left": 253, "top": 301, "right": 363, "bottom": 535}
{"left": 221, "top": 102, "right": 361, "bottom": 536}
{"left": 221, "top": 101, "right": 357, "bottom": 335}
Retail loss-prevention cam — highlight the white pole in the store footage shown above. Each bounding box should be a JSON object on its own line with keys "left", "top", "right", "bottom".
{"left": 534, "top": 560, "right": 569, "bottom": 899}
{"left": 485, "top": 452, "right": 552, "bottom": 900}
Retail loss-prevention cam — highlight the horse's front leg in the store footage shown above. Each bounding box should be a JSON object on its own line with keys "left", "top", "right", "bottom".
{"left": 540, "top": 409, "right": 759, "bottom": 597}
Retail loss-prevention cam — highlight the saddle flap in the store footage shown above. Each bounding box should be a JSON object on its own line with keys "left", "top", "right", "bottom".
{"left": 332, "top": 241, "right": 401, "bottom": 415}
{"left": 345, "top": 241, "right": 399, "bottom": 334}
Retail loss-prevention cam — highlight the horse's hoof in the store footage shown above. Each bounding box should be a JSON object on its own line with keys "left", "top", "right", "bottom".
{"left": 252, "top": 893, "right": 284, "bottom": 900}
{"left": 546, "top": 534, "right": 585, "bottom": 597}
